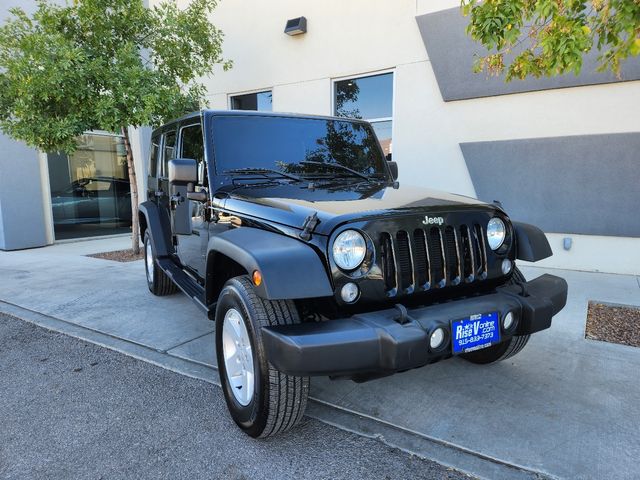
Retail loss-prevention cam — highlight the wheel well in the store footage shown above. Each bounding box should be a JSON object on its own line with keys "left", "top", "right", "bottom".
{"left": 138, "top": 212, "right": 148, "bottom": 243}
{"left": 206, "top": 251, "right": 248, "bottom": 307}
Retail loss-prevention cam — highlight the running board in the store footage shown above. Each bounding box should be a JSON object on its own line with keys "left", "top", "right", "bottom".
{"left": 157, "top": 258, "right": 209, "bottom": 314}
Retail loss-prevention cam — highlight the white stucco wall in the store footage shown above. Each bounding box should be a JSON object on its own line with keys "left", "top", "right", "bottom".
{"left": 141, "top": 1, "right": 640, "bottom": 273}
{"left": 0, "top": 133, "right": 51, "bottom": 250}
{"left": 129, "top": 126, "right": 151, "bottom": 202}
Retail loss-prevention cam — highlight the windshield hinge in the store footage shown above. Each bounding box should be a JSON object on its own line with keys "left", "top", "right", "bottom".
{"left": 299, "top": 212, "right": 319, "bottom": 241}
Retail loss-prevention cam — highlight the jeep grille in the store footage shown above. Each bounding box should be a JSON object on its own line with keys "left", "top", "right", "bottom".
{"left": 380, "top": 224, "right": 488, "bottom": 295}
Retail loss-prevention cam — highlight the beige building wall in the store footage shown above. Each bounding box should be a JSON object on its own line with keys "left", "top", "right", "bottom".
{"left": 162, "top": 0, "right": 640, "bottom": 274}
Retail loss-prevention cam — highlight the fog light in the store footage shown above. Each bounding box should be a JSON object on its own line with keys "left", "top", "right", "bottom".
{"left": 430, "top": 327, "right": 445, "bottom": 350}
{"left": 501, "top": 259, "right": 512, "bottom": 275}
{"left": 503, "top": 311, "right": 515, "bottom": 330}
{"left": 340, "top": 282, "right": 359, "bottom": 303}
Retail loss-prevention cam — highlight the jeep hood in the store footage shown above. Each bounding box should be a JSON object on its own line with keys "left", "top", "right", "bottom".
{"left": 221, "top": 182, "right": 497, "bottom": 236}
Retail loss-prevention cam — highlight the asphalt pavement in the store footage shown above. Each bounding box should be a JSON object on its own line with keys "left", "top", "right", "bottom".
{"left": 0, "top": 313, "right": 470, "bottom": 480}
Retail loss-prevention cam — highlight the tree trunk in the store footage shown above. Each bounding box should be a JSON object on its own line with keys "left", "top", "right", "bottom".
{"left": 121, "top": 126, "right": 140, "bottom": 255}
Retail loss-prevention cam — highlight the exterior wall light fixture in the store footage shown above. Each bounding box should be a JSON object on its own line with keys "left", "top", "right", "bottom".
{"left": 284, "top": 16, "right": 307, "bottom": 36}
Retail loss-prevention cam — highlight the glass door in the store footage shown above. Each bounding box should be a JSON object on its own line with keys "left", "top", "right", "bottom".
{"left": 48, "top": 133, "right": 132, "bottom": 240}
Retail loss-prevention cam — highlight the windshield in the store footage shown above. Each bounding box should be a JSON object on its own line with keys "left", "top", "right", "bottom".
{"left": 211, "top": 115, "right": 388, "bottom": 180}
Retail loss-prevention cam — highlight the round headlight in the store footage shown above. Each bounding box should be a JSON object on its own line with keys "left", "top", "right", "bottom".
{"left": 332, "top": 230, "right": 366, "bottom": 270}
{"left": 487, "top": 217, "right": 506, "bottom": 250}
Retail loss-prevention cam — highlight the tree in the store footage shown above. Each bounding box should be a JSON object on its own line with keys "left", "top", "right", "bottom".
{"left": 0, "top": 0, "right": 230, "bottom": 253}
{"left": 461, "top": 0, "right": 640, "bottom": 80}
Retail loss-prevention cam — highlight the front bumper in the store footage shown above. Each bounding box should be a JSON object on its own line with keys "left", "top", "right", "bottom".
{"left": 262, "top": 274, "right": 568, "bottom": 377}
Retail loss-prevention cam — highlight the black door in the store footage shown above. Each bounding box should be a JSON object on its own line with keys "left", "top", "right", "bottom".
{"left": 175, "top": 122, "right": 209, "bottom": 278}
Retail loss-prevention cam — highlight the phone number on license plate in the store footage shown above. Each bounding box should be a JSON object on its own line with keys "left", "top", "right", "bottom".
{"left": 451, "top": 312, "right": 500, "bottom": 354}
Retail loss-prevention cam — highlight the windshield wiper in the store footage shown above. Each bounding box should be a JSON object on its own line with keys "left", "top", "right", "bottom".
{"left": 223, "top": 168, "right": 302, "bottom": 182}
{"left": 299, "top": 161, "right": 373, "bottom": 182}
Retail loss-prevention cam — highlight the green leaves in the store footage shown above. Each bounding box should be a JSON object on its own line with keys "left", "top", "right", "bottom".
{"left": 0, "top": 0, "right": 229, "bottom": 154}
{"left": 461, "top": 0, "right": 640, "bottom": 81}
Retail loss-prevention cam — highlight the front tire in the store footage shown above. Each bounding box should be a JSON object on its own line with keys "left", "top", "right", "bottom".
{"left": 144, "top": 231, "right": 178, "bottom": 296}
{"left": 215, "top": 276, "right": 309, "bottom": 438}
{"left": 460, "top": 267, "right": 530, "bottom": 364}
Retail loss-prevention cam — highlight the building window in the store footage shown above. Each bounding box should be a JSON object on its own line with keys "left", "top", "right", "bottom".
{"left": 47, "top": 133, "right": 131, "bottom": 240}
{"left": 230, "top": 90, "right": 272, "bottom": 111}
{"left": 334, "top": 72, "right": 393, "bottom": 158}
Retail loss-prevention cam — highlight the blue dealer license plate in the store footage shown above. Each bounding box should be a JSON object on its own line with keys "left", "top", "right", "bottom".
{"left": 452, "top": 312, "right": 500, "bottom": 354}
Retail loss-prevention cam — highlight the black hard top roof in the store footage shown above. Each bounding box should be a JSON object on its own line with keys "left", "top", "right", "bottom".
{"left": 151, "top": 109, "right": 368, "bottom": 136}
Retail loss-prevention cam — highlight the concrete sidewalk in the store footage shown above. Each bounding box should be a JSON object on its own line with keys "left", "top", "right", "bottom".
{"left": 1, "top": 237, "right": 639, "bottom": 479}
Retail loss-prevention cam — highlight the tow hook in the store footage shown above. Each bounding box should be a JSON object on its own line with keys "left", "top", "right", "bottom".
{"left": 393, "top": 304, "right": 409, "bottom": 325}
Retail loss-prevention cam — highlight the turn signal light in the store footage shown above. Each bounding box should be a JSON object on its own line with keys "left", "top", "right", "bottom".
{"left": 252, "top": 270, "right": 262, "bottom": 287}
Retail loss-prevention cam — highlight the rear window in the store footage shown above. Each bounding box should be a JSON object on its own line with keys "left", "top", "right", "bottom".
{"left": 161, "top": 130, "right": 176, "bottom": 178}
{"left": 149, "top": 136, "right": 160, "bottom": 177}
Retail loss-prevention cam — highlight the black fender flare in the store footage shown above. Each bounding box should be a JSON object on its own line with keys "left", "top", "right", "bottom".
{"left": 138, "top": 201, "right": 174, "bottom": 258}
{"left": 207, "top": 227, "right": 334, "bottom": 300}
{"left": 513, "top": 221, "right": 552, "bottom": 262}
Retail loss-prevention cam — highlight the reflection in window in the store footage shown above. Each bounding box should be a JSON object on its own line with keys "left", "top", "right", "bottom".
{"left": 335, "top": 72, "right": 393, "bottom": 158}
{"left": 212, "top": 116, "right": 387, "bottom": 178}
{"left": 230, "top": 91, "right": 272, "bottom": 111}
{"left": 47, "top": 133, "right": 131, "bottom": 240}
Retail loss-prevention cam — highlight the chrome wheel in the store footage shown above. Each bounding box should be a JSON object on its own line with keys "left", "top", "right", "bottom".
{"left": 145, "top": 240, "right": 154, "bottom": 284}
{"left": 222, "top": 308, "right": 254, "bottom": 406}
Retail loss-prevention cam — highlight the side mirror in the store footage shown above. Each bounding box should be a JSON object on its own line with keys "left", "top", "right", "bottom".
{"left": 169, "top": 158, "right": 206, "bottom": 202}
{"left": 168, "top": 158, "right": 198, "bottom": 185}
{"left": 387, "top": 160, "right": 398, "bottom": 181}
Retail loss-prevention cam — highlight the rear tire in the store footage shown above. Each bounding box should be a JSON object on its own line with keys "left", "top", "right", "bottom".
{"left": 215, "top": 276, "right": 309, "bottom": 438}
{"left": 144, "top": 231, "right": 178, "bottom": 296}
{"left": 460, "top": 267, "right": 530, "bottom": 365}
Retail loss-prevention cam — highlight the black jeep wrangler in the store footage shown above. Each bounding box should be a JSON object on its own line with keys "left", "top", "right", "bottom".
{"left": 139, "top": 110, "right": 568, "bottom": 438}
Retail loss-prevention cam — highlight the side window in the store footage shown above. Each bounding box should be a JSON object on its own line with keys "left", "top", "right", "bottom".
{"left": 161, "top": 130, "right": 176, "bottom": 178}
{"left": 180, "top": 123, "right": 206, "bottom": 185}
{"left": 180, "top": 124, "right": 204, "bottom": 165}
{"left": 149, "top": 136, "right": 160, "bottom": 177}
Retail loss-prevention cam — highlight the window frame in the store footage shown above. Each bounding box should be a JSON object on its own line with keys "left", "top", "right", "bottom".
{"left": 331, "top": 69, "right": 395, "bottom": 122}
{"left": 178, "top": 122, "right": 204, "bottom": 159}
{"left": 228, "top": 88, "right": 274, "bottom": 111}
{"left": 178, "top": 121, "right": 206, "bottom": 185}
{"left": 331, "top": 70, "right": 395, "bottom": 157}
{"left": 149, "top": 135, "right": 161, "bottom": 178}
{"left": 159, "top": 128, "right": 177, "bottom": 180}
